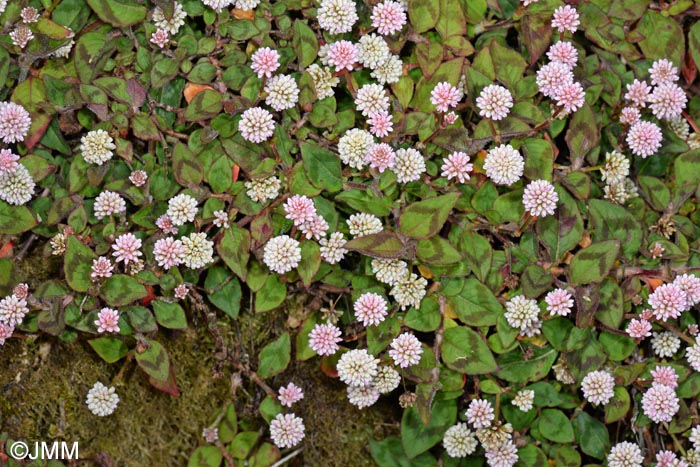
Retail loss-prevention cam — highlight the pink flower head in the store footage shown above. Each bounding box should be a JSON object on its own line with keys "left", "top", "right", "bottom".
{"left": 547, "top": 41, "right": 578, "bottom": 68}
{"left": 0, "top": 148, "right": 20, "bottom": 175}
{"left": 627, "top": 120, "right": 662, "bottom": 158}
{"left": 626, "top": 318, "right": 652, "bottom": 339}
{"left": 239, "top": 107, "right": 275, "bottom": 143}
{"left": 641, "top": 309, "right": 654, "bottom": 321}
{"left": 523, "top": 179, "right": 558, "bottom": 217}
{"left": 371, "top": 1, "right": 406, "bottom": 36}
{"left": 651, "top": 366, "right": 678, "bottom": 388}
{"left": 545, "top": 288, "right": 574, "bottom": 316}
{"left": 649, "top": 83, "right": 687, "bottom": 120}
{"left": 91, "top": 256, "right": 113, "bottom": 280}
{"left": 174, "top": 284, "right": 189, "bottom": 299}
{"left": 284, "top": 195, "right": 317, "bottom": 226}
{"left": 673, "top": 274, "right": 700, "bottom": 307}
{"left": 112, "top": 233, "right": 143, "bottom": 265}
{"left": 465, "top": 399, "right": 494, "bottom": 429}
{"left": 688, "top": 324, "right": 699, "bottom": 336}
{"left": 367, "top": 110, "right": 393, "bottom": 137}
{"left": 0, "top": 295, "right": 28, "bottom": 327}
{"left": 648, "top": 283, "right": 687, "bottom": 321}
{"left": 156, "top": 215, "right": 178, "bottom": 235}
{"left": 251, "top": 47, "right": 280, "bottom": 79}
{"left": 619, "top": 106, "right": 640, "bottom": 125}
{"left": 476, "top": 84, "right": 513, "bottom": 121}
{"left": 153, "top": 237, "right": 185, "bottom": 269}
{"left": 129, "top": 170, "right": 148, "bottom": 187}
{"left": 366, "top": 143, "right": 396, "bottom": 173}
{"left": 269, "top": 413, "right": 305, "bottom": 449}
{"left": 443, "top": 112, "right": 458, "bottom": 126}
{"left": 0, "top": 102, "right": 32, "bottom": 144}
{"left": 0, "top": 322, "right": 14, "bottom": 345}
{"left": 656, "top": 450, "right": 685, "bottom": 467}
{"left": 555, "top": 81, "right": 585, "bottom": 113}
{"left": 389, "top": 333, "right": 423, "bottom": 368}
{"left": 641, "top": 382, "right": 679, "bottom": 423}
{"left": 354, "top": 292, "right": 388, "bottom": 326}
{"left": 649, "top": 59, "right": 678, "bottom": 86}
{"left": 536, "top": 62, "right": 574, "bottom": 98}
{"left": 625, "top": 79, "right": 651, "bottom": 107}
{"left": 327, "top": 41, "right": 358, "bottom": 71}
{"left": 308, "top": 323, "right": 342, "bottom": 356}
{"left": 441, "top": 151, "right": 473, "bottom": 183}
{"left": 278, "top": 382, "right": 304, "bottom": 407}
{"left": 552, "top": 5, "right": 580, "bottom": 34}
{"left": 150, "top": 29, "right": 169, "bottom": 48}
{"left": 13, "top": 284, "right": 29, "bottom": 300}
{"left": 299, "top": 214, "right": 329, "bottom": 240}
{"left": 430, "top": 82, "right": 462, "bottom": 112}
{"left": 95, "top": 307, "right": 120, "bottom": 333}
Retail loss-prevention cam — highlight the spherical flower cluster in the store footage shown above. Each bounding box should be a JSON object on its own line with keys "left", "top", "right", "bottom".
{"left": 307, "top": 64, "right": 339, "bottom": 99}
{"left": 512, "top": 390, "right": 535, "bottom": 411}
{"left": 265, "top": 75, "right": 299, "bottom": 111}
{"left": 607, "top": 442, "right": 643, "bottom": 467}
{"left": 357, "top": 34, "right": 390, "bottom": 70}
{"left": 371, "top": 54, "right": 403, "bottom": 85}
{"left": 152, "top": 2, "right": 187, "bottom": 35}
{"left": 338, "top": 128, "right": 373, "bottom": 169}
{"left": 546, "top": 41, "right": 578, "bottom": 68}
{"left": 94, "top": 191, "right": 126, "bottom": 220}
{"left": 0, "top": 295, "right": 29, "bottom": 327}
{"left": 234, "top": 0, "right": 260, "bottom": 11}
{"left": 201, "top": 0, "right": 231, "bottom": 12}
{"left": 278, "top": 382, "right": 304, "bottom": 407}
{"left": 373, "top": 366, "right": 400, "bottom": 394}
{"left": 483, "top": 144, "right": 523, "bottom": 185}
{"left": 642, "top": 383, "right": 679, "bottom": 423}
{"left": 372, "top": 259, "right": 408, "bottom": 285}
{"left": 626, "top": 318, "right": 652, "bottom": 339}
{"left": 690, "top": 426, "right": 700, "bottom": 449}
{"left": 536, "top": 62, "right": 574, "bottom": 99}
{"left": 522, "top": 180, "right": 558, "bottom": 217}
{"left": 10, "top": 25, "right": 34, "bottom": 49}
{"left": 0, "top": 164, "right": 35, "bottom": 205}
{"left": 389, "top": 333, "right": 422, "bottom": 368}
{"left": 91, "top": 257, "right": 113, "bottom": 280}
{"left": 245, "top": 176, "right": 281, "bottom": 203}
{"left": 80, "top": 129, "right": 116, "bottom": 165}
{"left": 504, "top": 295, "right": 541, "bottom": 336}
{"left": 251, "top": 47, "right": 280, "bottom": 78}
{"left": 551, "top": 5, "right": 579, "bottom": 33}
{"left": 0, "top": 322, "right": 13, "bottom": 346}
{"left": 485, "top": 440, "right": 518, "bottom": 467}
{"left": 95, "top": 308, "right": 120, "bottom": 333}
{"left": 545, "top": 288, "right": 573, "bottom": 316}
{"left": 347, "top": 385, "right": 380, "bottom": 409}
{"left": 466, "top": 399, "right": 494, "bottom": 429}
{"left": 601, "top": 150, "right": 630, "bottom": 184}
{"left": 181, "top": 232, "right": 214, "bottom": 269}
{"left": 651, "top": 366, "right": 678, "bottom": 388}
{"left": 337, "top": 349, "right": 379, "bottom": 387}
{"left": 430, "top": 82, "right": 462, "bottom": 113}
{"left": 648, "top": 283, "right": 687, "bottom": 321}
{"left": 263, "top": 235, "right": 301, "bottom": 274}
{"left": 213, "top": 210, "right": 229, "bottom": 229}
{"left": 443, "top": 423, "right": 478, "bottom": 458}
{"left": 13, "top": 284, "right": 29, "bottom": 300}
{"left": 673, "top": 274, "right": 700, "bottom": 306}
{"left": 269, "top": 413, "right": 305, "bottom": 449}
{"left": 555, "top": 81, "right": 586, "bottom": 113}
{"left": 0, "top": 102, "right": 31, "bottom": 144}
{"left": 239, "top": 107, "right": 275, "bottom": 143}
{"left": 317, "top": 0, "right": 358, "bottom": 34}
{"left": 156, "top": 215, "right": 178, "bottom": 235}
{"left": 0, "top": 149, "right": 19, "bottom": 175}
{"left": 21, "top": 7, "right": 40, "bottom": 23}
{"left": 652, "top": 331, "right": 681, "bottom": 358}
{"left": 476, "top": 85, "right": 513, "bottom": 120}
{"left": 327, "top": 41, "right": 358, "bottom": 71}
{"left": 150, "top": 29, "right": 169, "bottom": 48}
{"left": 174, "top": 284, "right": 189, "bottom": 300}
{"left": 319, "top": 232, "right": 348, "bottom": 264}
{"left": 202, "top": 428, "right": 218, "bottom": 444}
{"left": 112, "top": 233, "right": 142, "bottom": 265}
{"left": 167, "top": 193, "right": 198, "bottom": 226}
{"left": 284, "top": 195, "right": 317, "bottom": 225}
{"left": 354, "top": 293, "right": 388, "bottom": 326}
{"left": 393, "top": 148, "right": 425, "bottom": 183}
{"left": 86, "top": 382, "right": 119, "bottom": 417}
{"left": 625, "top": 79, "right": 651, "bottom": 107}
{"left": 627, "top": 120, "right": 662, "bottom": 158}
{"left": 308, "top": 323, "right": 342, "bottom": 356}
{"left": 390, "top": 274, "right": 427, "bottom": 310}
{"left": 367, "top": 111, "right": 393, "bottom": 137}
{"left": 371, "top": 1, "right": 406, "bottom": 35}
{"left": 347, "top": 213, "right": 383, "bottom": 237}
{"left": 619, "top": 106, "right": 640, "bottom": 125}
{"left": 355, "top": 84, "right": 390, "bottom": 116}
{"left": 129, "top": 170, "right": 148, "bottom": 187}
{"left": 650, "top": 83, "right": 687, "bottom": 120}
{"left": 649, "top": 59, "right": 678, "bottom": 86}
{"left": 153, "top": 237, "right": 185, "bottom": 269}
{"left": 656, "top": 450, "right": 688, "bottom": 467}
{"left": 581, "top": 370, "right": 615, "bottom": 405}
{"left": 441, "top": 152, "right": 473, "bottom": 183}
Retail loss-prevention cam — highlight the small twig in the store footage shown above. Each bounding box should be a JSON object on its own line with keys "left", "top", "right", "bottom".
{"left": 657, "top": 321, "right": 695, "bottom": 345}
{"left": 270, "top": 447, "right": 304, "bottom": 467}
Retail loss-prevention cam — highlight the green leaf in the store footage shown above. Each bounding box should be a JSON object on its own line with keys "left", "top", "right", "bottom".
{"left": 408, "top": 0, "right": 440, "bottom": 33}
{"left": 459, "top": 232, "right": 492, "bottom": 282}
{"left": 89, "top": 337, "right": 128, "bottom": 363}
{"left": 298, "top": 241, "right": 321, "bottom": 286}
{"left": 416, "top": 237, "right": 462, "bottom": 266}
{"left": 100, "top": 275, "right": 148, "bottom": 306}
{"left": 442, "top": 326, "right": 498, "bottom": 374}
{"left": 371, "top": 437, "right": 437, "bottom": 467}
{"left": 344, "top": 232, "right": 406, "bottom": 259}
{"left": 521, "top": 265, "right": 552, "bottom": 298}
{"left": 573, "top": 411, "right": 610, "bottom": 460}
{"left": 594, "top": 280, "right": 623, "bottom": 329}
{"left": 135, "top": 339, "right": 172, "bottom": 382}
{"left": 86, "top": 0, "right": 147, "bottom": 27}
{"left": 0, "top": 204, "right": 37, "bottom": 235}
{"left": 188, "top": 446, "right": 222, "bottom": 467}
{"left": 604, "top": 386, "right": 630, "bottom": 423}
{"left": 205, "top": 266, "right": 242, "bottom": 319}
{"left": 565, "top": 103, "right": 599, "bottom": 164}
{"left": 217, "top": 224, "right": 250, "bottom": 280}
{"left": 637, "top": 175, "right": 670, "bottom": 212}
{"left": 173, "top": 143, "right": 205, "bottom": 188}
{"left": 152, "top": 300, "right": 188, "bottom": 330}
{"left": 401, "top": 398, "right": 456, "bottom": 458}
{"left": 516, "top": 445, "right": 548, "bottom": 467}
{"left": 292, "top": 20, "right": 318, "bottom": 69}
{"left": 399, "top": 193, "right": 460, "bottom": 240}
{"left": 536, "top": 186, "right": 584, "bottom": 261}
{"left": 521, "top": 13, "right": 553, "bottom": 66}
{"left": 255, "top": 275, "right": 286, "bottom": 312}
{"left": 588, "top": 199, "right": 642, "bottom": 259}
{"left": 569, "top": 240, "right": 620, "bottom": 285}
{"left": 450, "top": 278, "right": 503, "bottom": 326}
{"left": 538, "top": 409, "right": 575, "bottom": 443}
{"left": 490, "top": 40, "right": 527, "bottom": 89}
{"left": 523, "top": 138, "right": 554, "bottom": 181}
{"left": 229, "top": 432, "right": 259, "bottom": 459}
{"left": 185, "top": 90, "right": 223, "bottom": 121}
{"left": 335, "top": 190, "right": 392, "bottom": 217}
{"left": 126, "top": 306, "right": 158, "bottom": 333}
{"left": 257, "top": 333, "right": 291, "bottom": 378}
{"left": 300, "top": 142, "right": 342, "bottom": 193}
{"left": 599, "top": 332, "right": 636, "bottom": 361}
{"left": 674, "top": 149, "right": 700, "bottom": 201}
{"left": 63, "top": 236, "right": 97, "bottom": 293}
{"left": 496, "top": 347, "right": 558, "bottom": 383}
{"left": 636, "top": 10, "right": 684, "bottom": 65}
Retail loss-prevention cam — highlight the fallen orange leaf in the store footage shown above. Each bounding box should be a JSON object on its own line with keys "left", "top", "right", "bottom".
{"left": 0, "top": 241, "right": 13, "bottom": 258}
{"left": 232, "top": 165, "right": 240, "bottom": 182}
{"left": 183, "top": 83, "right": 216, "bottom": 104}
{"left": 232, "top": 8, "right": 255, "bottom": 20}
